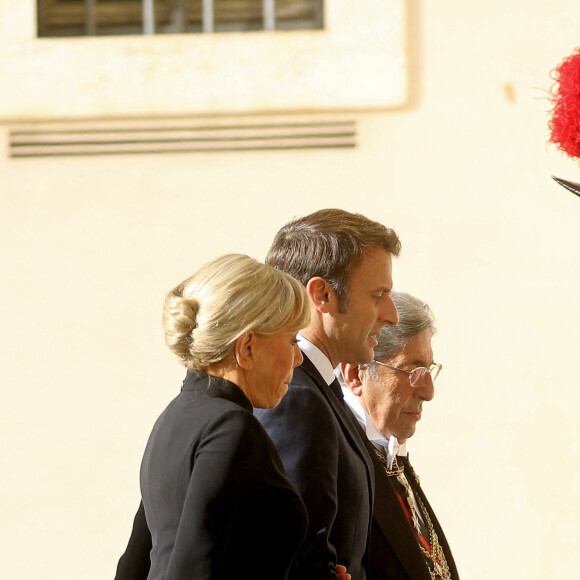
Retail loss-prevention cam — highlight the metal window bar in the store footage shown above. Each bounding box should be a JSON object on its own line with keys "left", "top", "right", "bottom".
{"left": 143, "top": 0, "right": 155, "bottom": 34}
{"left": 202, "top": 0, "right": 214, "bottom": 33}
{"left": 263, "top": 0, "right": 276, "bottom": 31}
{"left": 73, "top": 0, "right": 310, "bottom": 37}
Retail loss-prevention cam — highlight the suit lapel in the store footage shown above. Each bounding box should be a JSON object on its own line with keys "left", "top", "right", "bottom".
{"left": 369, "top": 449, "right": 434, "bottom": 579}
{"left": 299, "top": 354, "right": 375, "bottom": 522}
{"left": 401, "top": 457, "right": 459, "bottom": 579}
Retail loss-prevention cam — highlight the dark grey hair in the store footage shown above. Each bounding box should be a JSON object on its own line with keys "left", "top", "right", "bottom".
{"left": 372, "top": 291, "right": 436, "bottom": 361}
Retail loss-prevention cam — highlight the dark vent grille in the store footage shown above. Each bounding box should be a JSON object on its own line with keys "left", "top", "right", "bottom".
{"left": 9, "top": 116, "right": 356, "bottom": 158}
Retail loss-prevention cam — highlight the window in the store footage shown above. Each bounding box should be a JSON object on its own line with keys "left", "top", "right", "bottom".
{"left": 9, "top": 1, "right": 407, "bottom": 117}
{"left": 37, "top": 0, "right": 323, "bottom": 37}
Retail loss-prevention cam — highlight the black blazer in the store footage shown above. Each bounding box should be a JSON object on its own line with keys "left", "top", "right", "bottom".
{"left": 368, "top": 449, "right": 459, "bottom": 579}
{"left": 115, "top": 370, "right": 307, "bottom": 580}
{"left": 254, "top": 354, "right": 375, "bottom": 580}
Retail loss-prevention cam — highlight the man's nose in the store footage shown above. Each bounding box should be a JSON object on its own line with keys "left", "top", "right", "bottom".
{"left": 380, "top": 295, "right": 399, "bottom": 326}
{"left": 417, "top": 374, "right": 435, "bottom": 401}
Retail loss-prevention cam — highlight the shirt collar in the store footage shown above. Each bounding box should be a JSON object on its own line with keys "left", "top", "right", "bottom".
{"left": 182, "top": 368, "right": 253, "bottom": 413}
{"left": 297, "top": 335, "right": 336, "bottom": 386}
{"left": 341, "top": 385, "right": 407, "bottom": 468}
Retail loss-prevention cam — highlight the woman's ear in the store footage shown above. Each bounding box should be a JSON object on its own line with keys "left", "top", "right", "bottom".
{"left": 234, "top": 331, "right": 255, "bottom": 370}
{"left": 306, "top": 277, "right": 336, "bottom": 314}
{"left": 340, "top": 362, "right": 364, "bottom": 397}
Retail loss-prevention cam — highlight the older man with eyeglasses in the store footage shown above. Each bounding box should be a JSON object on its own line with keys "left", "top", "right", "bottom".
{"left": 338, "top": 291, "right": 459, "bottom": 580}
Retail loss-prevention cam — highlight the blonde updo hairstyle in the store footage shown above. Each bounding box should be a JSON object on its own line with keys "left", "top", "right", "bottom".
{"left": 163, "top": 254, "right": 310, "bottom": 372}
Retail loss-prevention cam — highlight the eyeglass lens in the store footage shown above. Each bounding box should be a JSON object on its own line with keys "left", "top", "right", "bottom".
{"left": 409, "top": 367, "right": 427, "bottom": 386}
{"left": 409, "top": 365, "right": 440, "bottom": 387}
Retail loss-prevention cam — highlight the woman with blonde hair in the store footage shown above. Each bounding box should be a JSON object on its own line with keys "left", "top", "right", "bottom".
{"left": 117, "top": 254, "right": 311, "bottom": 580}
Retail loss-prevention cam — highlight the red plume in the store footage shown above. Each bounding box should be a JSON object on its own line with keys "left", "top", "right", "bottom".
{"left": 549, "top": 48, "right": 580, "bottom": 159}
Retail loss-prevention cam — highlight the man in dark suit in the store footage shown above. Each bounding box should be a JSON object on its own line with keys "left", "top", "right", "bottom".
{"left": 115, "top": 208, "right": 401, "bottom": 580}
{"left": 255, "top": 209, "right": 401, "bottom": 579}
{"left": 339, "top": 291, "right": 459, "bottom": 579}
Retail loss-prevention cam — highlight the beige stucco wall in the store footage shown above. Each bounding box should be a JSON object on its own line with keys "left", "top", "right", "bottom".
{"left": 2, "top": 1, "right": 580, "bottom": 578}
{"left": 0, "top": 0, "right": 406, "bottom": 117}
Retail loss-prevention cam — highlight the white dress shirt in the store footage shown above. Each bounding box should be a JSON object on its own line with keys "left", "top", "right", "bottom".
{"left": 341, "top": 384, "right": 425, "bottom": 530}
{"left": 297, "top": 335, "right": 336, "bottom": 386}
{"left": 341, "top": 387, "right": 407, "bottom": 467}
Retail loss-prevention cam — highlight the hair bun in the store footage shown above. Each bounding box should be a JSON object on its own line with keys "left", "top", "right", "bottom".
{"left": 162, "top": 254, "right": 310, "bottom": 371}
{"left": 177, "top": 296, "right": 200, "bottom": 331}
{"left": 163, "top": 292, "right": 200, "bottom": 363}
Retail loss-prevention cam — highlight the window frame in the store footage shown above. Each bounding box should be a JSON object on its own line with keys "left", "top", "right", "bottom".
{"left": 0, "top": 0, "right": 408, "bottom": 118}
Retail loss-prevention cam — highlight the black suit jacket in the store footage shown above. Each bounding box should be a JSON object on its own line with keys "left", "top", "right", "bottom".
{"left": 368, "top": 448, "right": 459, "bottom": 579}
{"left": 115, "top": 370, "right": 307, "bottom": 580}
{"left": 254, "top": 354, "right": 375, "bottom": 580}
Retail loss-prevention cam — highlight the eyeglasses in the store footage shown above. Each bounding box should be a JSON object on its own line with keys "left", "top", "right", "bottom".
{"left": 372, "top": 360, "right": 442, "bottom": 387}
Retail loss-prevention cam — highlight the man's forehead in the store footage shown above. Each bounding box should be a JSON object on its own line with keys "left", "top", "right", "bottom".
{"left": 394, "top": 334, "right": 434, "bottom": 365}
{"left": 350, "top": 248, "right": 393, "bottom": 285}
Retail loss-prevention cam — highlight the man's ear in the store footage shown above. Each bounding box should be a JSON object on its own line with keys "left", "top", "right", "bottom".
{"left": 340, "top": 362, "right": 364, "bottom": 397}
{"left": 306, "top": 277, "right": 336, "bottom": 314}
{"left": 234, "top": 331, "right": 255, "bottom": 370}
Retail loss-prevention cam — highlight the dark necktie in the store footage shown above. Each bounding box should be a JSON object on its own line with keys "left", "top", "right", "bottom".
{"left": 328, "top": 377, "right": 344, "bottom": 401}
{"left": 327, "top": 378, "right": 352, "bottom": 414}
{"left": 328, "top": 379, "right": 366, "bottom": 434}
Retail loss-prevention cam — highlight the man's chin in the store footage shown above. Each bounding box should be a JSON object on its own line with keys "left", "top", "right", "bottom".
{"left": 341, "top": 344, "right": 374, "bottom": 365}
{"left": 360, "top": 346, "right": 375, "bottom": 364}
{"left": 397, "top": 427, "right": 416, "bottom": 441}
